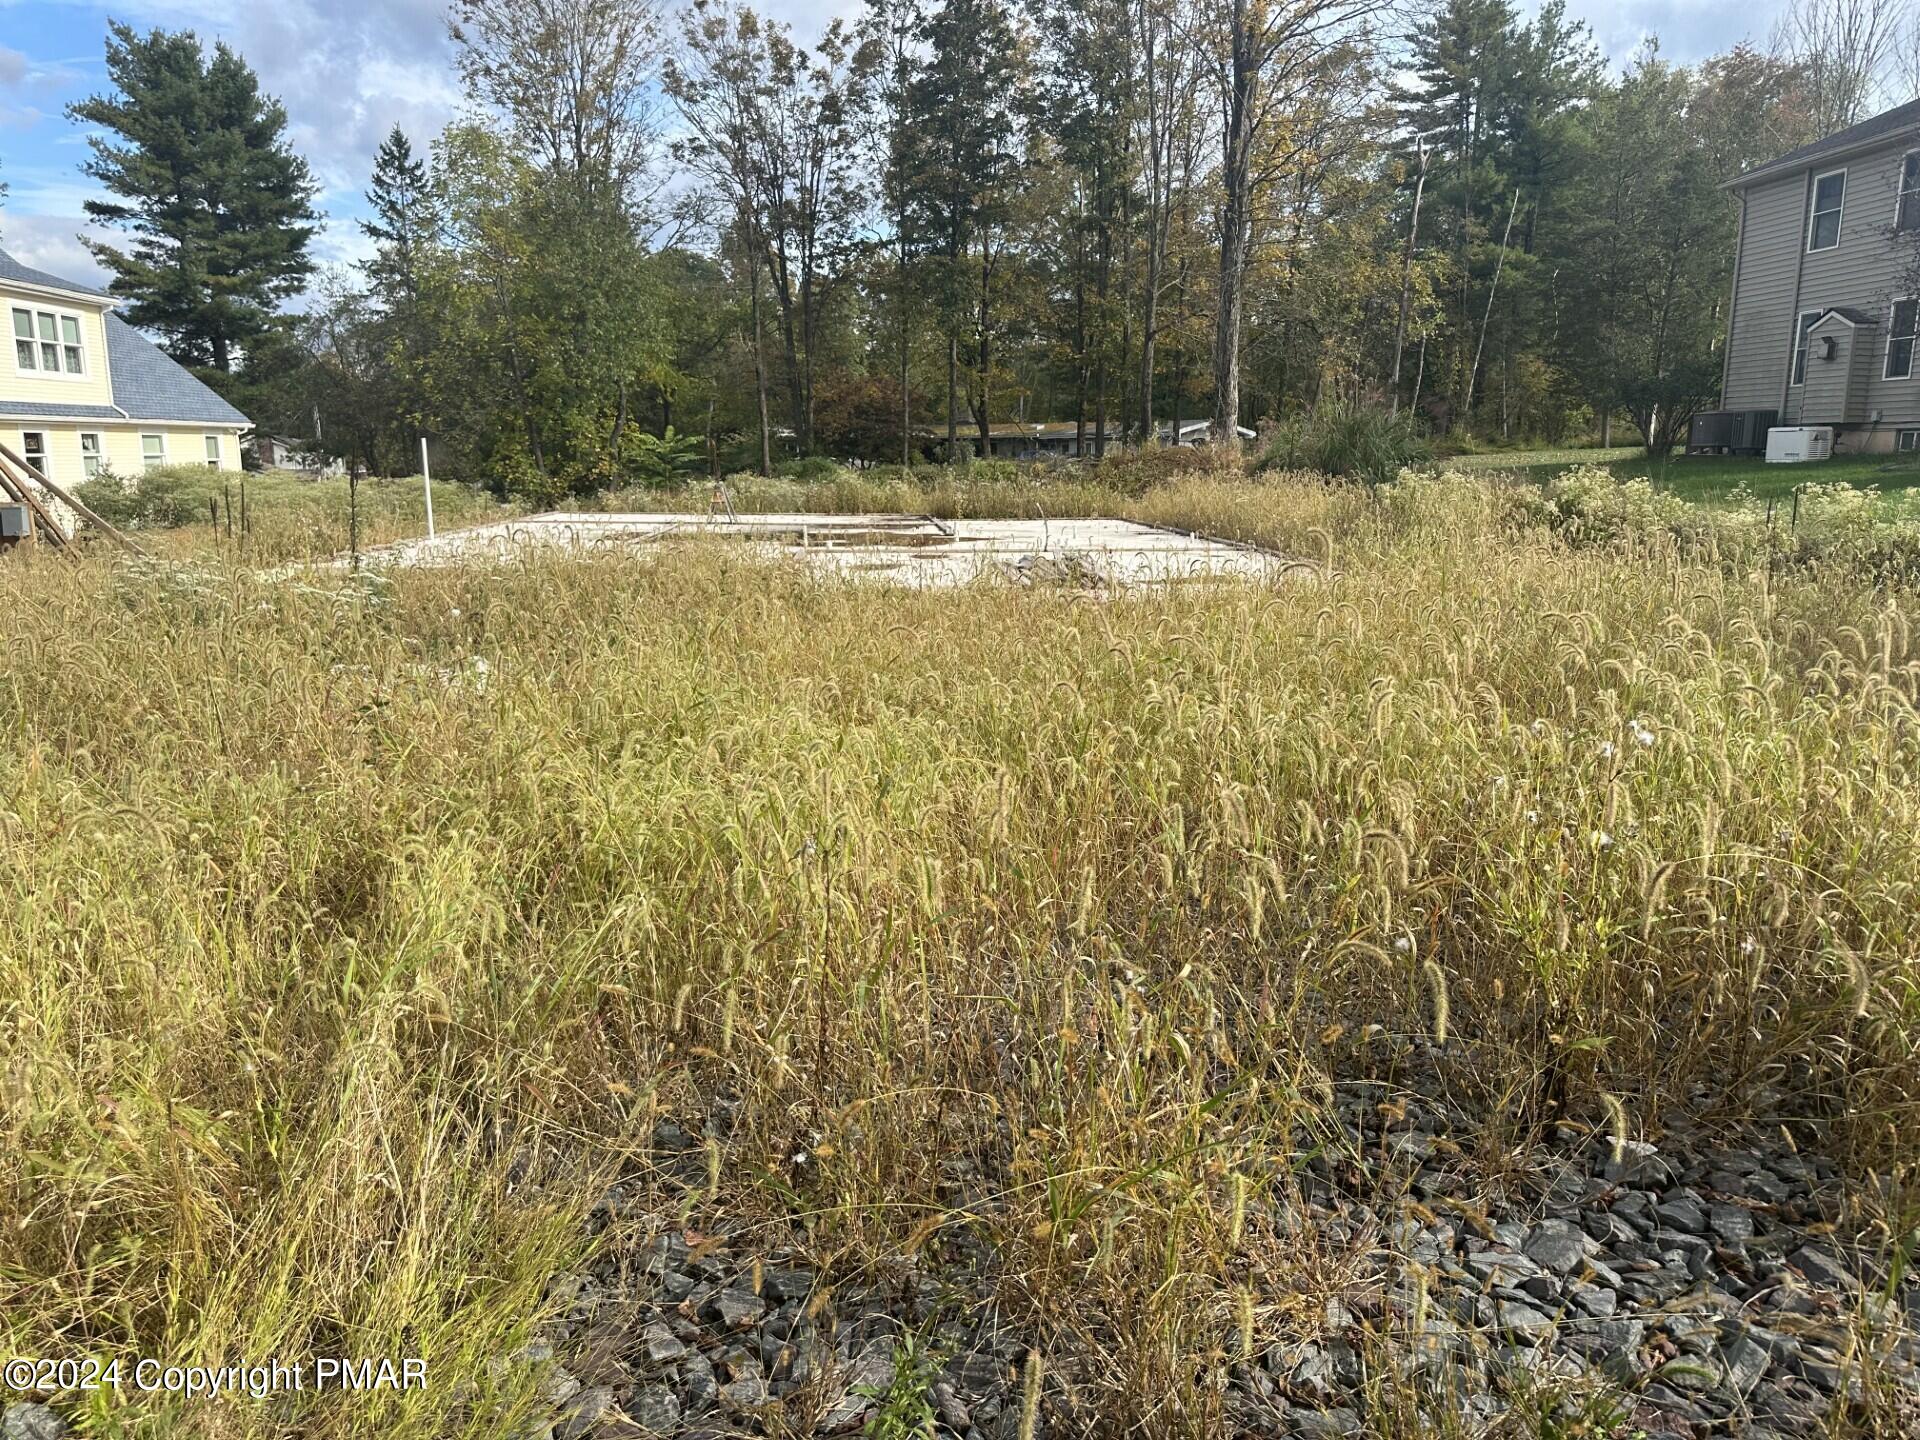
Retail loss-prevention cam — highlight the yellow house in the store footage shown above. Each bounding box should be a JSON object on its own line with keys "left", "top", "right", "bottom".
{"left": 1, "top": 247, "right": 249, "bottom": 500}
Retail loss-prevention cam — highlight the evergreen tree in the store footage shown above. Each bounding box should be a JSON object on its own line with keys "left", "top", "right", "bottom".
{"left": 69, "top": 23, "right": 317, "bottom": 374}
{"left": 361, "top": 127, "right": 436, "bottom": 306}
{"left": 904, "top": 0, "right": 1026, "bottom": 455}
{"left": 1033, "top": 0, "right": 1138, "bottom": 454}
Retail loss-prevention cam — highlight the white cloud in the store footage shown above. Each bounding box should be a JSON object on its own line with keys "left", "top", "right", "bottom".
{"left": 0, "top": 211, "right": 113, "bottom": 287}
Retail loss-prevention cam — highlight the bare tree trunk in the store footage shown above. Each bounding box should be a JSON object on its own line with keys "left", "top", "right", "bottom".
{"left": 947, "top": 333, "right": 959, "bottom": 462}
{"left": 752, "top": 264, "right": 773, "bottom": 477}
{"left": 900, "top": 215, "right": 912, "bottom": 471}
{"left": 1389, "top": 136, "right": 1430, "bottom": 416}
{"left": 975, "top": 245, "right": 994, "bottom": 456}
{"left": 1464, "top": 187, "right": 1521, "bottom": 422}
{"left": 1213, "top": 0, "right": 1254, "bottom": 457}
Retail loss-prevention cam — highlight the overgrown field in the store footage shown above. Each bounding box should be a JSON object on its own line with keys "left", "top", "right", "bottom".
{"left": 70, "top": 466, "right": 512, "bottom": 564}
{"left": 3, "top": 470, "right": 1918, "bottom": 1438}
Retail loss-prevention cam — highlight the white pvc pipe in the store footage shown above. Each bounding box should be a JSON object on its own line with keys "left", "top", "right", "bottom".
{"left": 421, "top": 436, "right": 436, "bottom": 539}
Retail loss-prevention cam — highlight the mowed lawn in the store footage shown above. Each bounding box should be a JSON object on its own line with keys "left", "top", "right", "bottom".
{"left": 1451, "top": 443, "right": 1920, "bottom": 503}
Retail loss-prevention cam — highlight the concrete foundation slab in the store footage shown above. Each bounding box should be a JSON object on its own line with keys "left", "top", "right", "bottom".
{"left": 361, "top": 512, "right": 1302, "bottom": 588}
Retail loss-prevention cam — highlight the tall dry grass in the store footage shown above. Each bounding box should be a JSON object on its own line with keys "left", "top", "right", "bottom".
{"left": 1, "top": 470, "right": 1916, "bottom": 1436}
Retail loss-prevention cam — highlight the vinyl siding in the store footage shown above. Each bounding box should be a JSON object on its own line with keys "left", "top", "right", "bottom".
{"left": 3, "top": 421, "right": 245, "bottom": 490}
{"left": 0, "top": 285, "right": 116, "bottom": 408}
{"left": 1726, "top": 138, "right": 1920, "bottom": 428}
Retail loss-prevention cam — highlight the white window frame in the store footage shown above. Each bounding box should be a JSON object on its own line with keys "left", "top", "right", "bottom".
{"left": 1897, "top": 152, "right": 1920, "bottom": 233}
{"left": 10, "top": 302, "right": 90, "bottom": 379}
{"left": 141, "top": 433, "right": 166, "bottom": 470}
{"left": 1807, "top": 168, "right": 1847, "bottom": 252}
{"left": 1790, "top": 309, "right": 1822, "bottom": 386}
{"left": 21, "top": 431, "right": 50, "bottom": 481}
{"left": 80, "top": 432, "right": 104, "bottom": 478}
{"left": 1887, "top": 298, "right": 1919, "bottom": 380}
{"left": 1899, "top": 428, "right": 1920, "bottom": 452}
{"left": 203, "top": 434, "right": 222, "bottom": 469}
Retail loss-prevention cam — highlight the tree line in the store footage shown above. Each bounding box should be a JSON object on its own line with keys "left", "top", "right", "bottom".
{"left": 9, "top": 0, "right": 1917, "bottom": 488}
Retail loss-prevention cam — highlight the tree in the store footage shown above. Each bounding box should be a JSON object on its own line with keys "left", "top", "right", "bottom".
{"left": 442, "top": 0, "right": 675, "bottom": 493}
{"left": 362, "top": 127, "right": 436, "bottom": 306}
{"left": 1209, "top": 0, "right": 1380, "bottom": 453}
{"left": 666, "top": 2, "right": 881, "bottom": 454}
{"left": 1770, "top": 0, "right": 1903, "bottom": 134}
{"left": 450, "top": 0, "right": 662, "bottom": 207}
{"left": 1036, "top": 0, "right": 1138, "bottom": 455}
{"left": 1551, "top": 49, "right": 1730, "bottom": 455}
{"left": 1134, "top": 0, "right": 1206, "bottom": 439}
{"left": 68, "top": 23, "right": 317, "bottom": 375}
{"left": 905, "top": 0, "right": 1028, "bottom": 457}
{"left": 864, "top": 0, "right": 927, "bottom": 469}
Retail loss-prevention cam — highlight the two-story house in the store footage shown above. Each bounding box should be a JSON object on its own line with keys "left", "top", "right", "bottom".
{"left": 1, "top": 248, "right": 250, "bottom": 492}
{"left": 1723, "top": 98, "right": 1920, "bottom": 453}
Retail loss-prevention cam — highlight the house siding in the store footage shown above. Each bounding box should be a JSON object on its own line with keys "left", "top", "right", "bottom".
{"left": 1724, "top": 174, "right": 1807, "bottom": 410}
{"left": 3, "top": 422, "right": 244, "bottom": 490}
{"left": 3, "top": 294, "right": 116, "bottom": 408}
{"left": 1726, "top": 137, "right": 1920, "bottom": 441}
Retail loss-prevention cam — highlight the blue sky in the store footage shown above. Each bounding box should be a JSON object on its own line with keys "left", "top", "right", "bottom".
{"left": 1, "top": 0, "right": 1787, "bottom": 290}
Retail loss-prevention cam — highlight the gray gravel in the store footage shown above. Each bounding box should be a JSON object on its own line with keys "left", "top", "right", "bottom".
{"left": 460, "top": 1088, "right": 1920, "bottom": 1439}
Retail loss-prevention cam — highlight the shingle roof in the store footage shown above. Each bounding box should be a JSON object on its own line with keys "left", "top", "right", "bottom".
{"left": 1731, "top": 98, "right": 1920, "bottom": 189}
{"left": 103, "top": 313, "right": 250, "bottom": 425}
{"left": 0, "top": 246, "right": 113, "bottom": 300}
{"left": 0, "top": 400, "right": 128, "bottom": 421}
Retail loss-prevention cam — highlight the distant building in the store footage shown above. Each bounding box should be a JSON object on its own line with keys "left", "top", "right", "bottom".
{"left": 1157, "top": 419, "right": 1258, "bottom": 447}
{"left": 972, "top": 421, "right": 1125, "bottom": 460}
{"left": 248, "top": 432, "right": 345, "bottom": 476}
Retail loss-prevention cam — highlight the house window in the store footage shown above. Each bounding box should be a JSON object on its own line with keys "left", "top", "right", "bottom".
{"left": 1888, "top": 299, "right": 1919, "bottom": 379}
{"left": 1808, "top": 170, "right": 1846, "bottom": 251}
{"left": 1899, "top": 429, "right": 1920, "bottom": 452}
{"left": 204, "top": 434, "right": 221, "bottom": 468}
{"left": 80, "top": 433, "right": 103, "bottom": 478}
{"left": 9, "top": 305, "right": 87, "bottom": 375}
{"left": 141, "top": 434, "right": 165, "bottom": 469}
{"left": 1899, "top": 153, "right": 1920, "bottom": 232}
{"left": 21, "top": 432, "right": 48, "bottom": 480}
{"left": 1791, "top": 309, "right": 1822, "bottom": 385}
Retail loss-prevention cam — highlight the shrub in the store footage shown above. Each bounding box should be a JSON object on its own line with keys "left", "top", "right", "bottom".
{"left": 1086, "top": 442, "right": 1231, "bottom": 495}
{"left": 774, "top": 455, "right": 844, "bottom": 482}
{"left": 1258, "top": 401, "right": 1432, "bottom": 487}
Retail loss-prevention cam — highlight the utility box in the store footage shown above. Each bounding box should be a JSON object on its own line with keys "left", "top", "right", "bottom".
{"left": 1687, "top": 408, "right": 1777, "bottom": 455}
{"left": 1765, "top": 426, "right": 1834, "bottom": 463}
{"left": 0, "top": 503, "right": 30, "bottom": 541}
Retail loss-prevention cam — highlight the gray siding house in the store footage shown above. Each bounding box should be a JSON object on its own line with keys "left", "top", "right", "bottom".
{"left": 1724, "top": 99, "right": 1920, "bottom": 452}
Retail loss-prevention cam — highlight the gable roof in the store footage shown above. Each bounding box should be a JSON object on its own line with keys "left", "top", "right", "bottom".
{"left": 0, "top": 247, "right": 113, "bottom": 300}
{"left": 1729, "top": 98, "right": 1920, "bottom": 190}
{"left": 1811, "top": 306, "right": 1880, "bottom": 328}
{"left": 103, "top": 313, "right": 249, "bottom": 425}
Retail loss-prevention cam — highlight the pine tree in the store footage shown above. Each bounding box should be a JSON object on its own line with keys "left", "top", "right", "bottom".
{"left": 69, "top": 23, "right": 317, "bottom": 374}
{"left": 904, "top": 0, "right": 1025, "bottom": 456}
{"left": 361, "top": 127, "right": 435, "bottom": 307}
